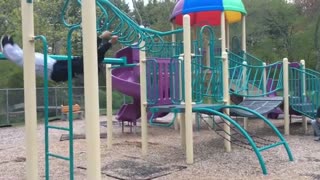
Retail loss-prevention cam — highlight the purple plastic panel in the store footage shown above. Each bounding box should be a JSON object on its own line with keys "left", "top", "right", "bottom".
{"left": 112, "top": 47, "right": 179, "bottom": 123}
{"left": 267, "top": 78, "right": 278, "bottom": 97}
{"left": 116, "top": 102, "right": 140, "bottom": 122}
{"left": 115, "top": 46, "right": 140, "bottom": 64}
{"left": 158, "top": 59, "right": 171, "bottom": 104}
{"left": 146, "top": 58, "right": 180, "bottom": 105}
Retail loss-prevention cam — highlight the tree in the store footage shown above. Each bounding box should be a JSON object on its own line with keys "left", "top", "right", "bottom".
{"left": 294, "top": 0, "right": 320, "bottom": 70}
{"left": 242, "top": 0, "right": 307, "bottom": 62}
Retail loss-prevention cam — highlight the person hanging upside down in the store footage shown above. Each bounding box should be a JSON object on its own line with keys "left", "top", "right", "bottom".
{"left": 0, "top": 31, "right": 118, "bottom": 82}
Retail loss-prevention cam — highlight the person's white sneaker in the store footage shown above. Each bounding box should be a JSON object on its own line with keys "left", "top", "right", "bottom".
{"left": 1, "top": 35, "right": 12, "bottom": 52}
{"left": 0, "top": 35, "right": 4, "bottom": 52}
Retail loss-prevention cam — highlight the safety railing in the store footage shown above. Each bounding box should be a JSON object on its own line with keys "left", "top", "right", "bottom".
{"left": 239, "top": 51, "right": 264, "bottom": 66}
{"left": 289, "top": 66, "right": 320, "bottom": 118}
{"left": 229, "top": 52, "right": 283, "bottom": 97}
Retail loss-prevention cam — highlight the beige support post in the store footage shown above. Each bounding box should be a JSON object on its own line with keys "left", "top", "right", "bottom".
{"left": 180, "top": 112, "right": 186, "bottom": 149}
{"left": 263, "top": 62, "right": 267, "bottom": 95}
{"left": 183, "top": 15, "right": 194, "bottom": 164}
{"left": 171, "top": 23, "right": 180, "bottom": 130}
{"left": 221, "top": 12, "right": 232, "bottom": 152}
{"left": 242, "top": 61, "right": 248, "bottom": 130}
{"left": 106, "top": 64, "right": 113, "bottom": 148}
{"left": 262, "top": 62, "right": 268, "bottom": 128}
{"left": 21, "top": 1, "right": 38, "bottom": 179}
{"left": 242, "top": 16, "right": 247, "bottom": 52}
{"left": 283, "top": 58, "right": 290, "bottom": 135}
{"left": 139, "top": 41, "right": 148, "bottom": 155}
{"left": 81, "top": 0, "right": 101, "bottom": 179}
{"left": 226, "top": 23, "right": 230, "bottom": 50}
{"left": 241, "top": 16, "right": 248, "bottom": 131}
{"left": 300, "top": 60, "right": 308, "bottom": 133}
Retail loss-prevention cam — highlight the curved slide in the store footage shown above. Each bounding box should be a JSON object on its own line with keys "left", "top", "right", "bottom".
{"left": 111, "top": 47, "right": 169, "bottom": 123}
{"left": 112, "top": 47, "right": 141, "bottom": 123}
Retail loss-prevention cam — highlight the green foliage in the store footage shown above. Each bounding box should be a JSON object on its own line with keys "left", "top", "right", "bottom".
{"left": 0, "top": 0, "right": 320, "bottom": 87}
{"left": 240, "top": 0, "right": 319, "bottom": 68}
{"left": 98, "top": 89, "right": 129, "bottom": 111}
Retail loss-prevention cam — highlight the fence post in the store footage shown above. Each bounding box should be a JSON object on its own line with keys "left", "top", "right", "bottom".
{"left": 54, "top": 87, "right": 58, "bottom": 117}
{"left": 6, "top": 89, "right": 9, "bottom": 125}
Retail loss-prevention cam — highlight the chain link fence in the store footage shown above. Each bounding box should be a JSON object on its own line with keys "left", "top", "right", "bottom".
{"left": 0, "top": 87, "right": 131, "bottom": 126}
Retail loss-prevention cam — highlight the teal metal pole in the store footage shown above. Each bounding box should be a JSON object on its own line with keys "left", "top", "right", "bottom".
{"left": 34, "top": 35, "right": 49, "bottom": 180}
{"left": 66, "top": 25, "right": 80, "bottom": 180}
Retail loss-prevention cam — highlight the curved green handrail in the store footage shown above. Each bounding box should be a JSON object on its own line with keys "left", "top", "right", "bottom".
{"left": 60, "top": 0, "right": 81, "bottom": 28}
{"left": 193, "top": 106, "right": 293, "bottom": 175}
{"left": 198, "top": 25, "right": 215, "bottom": 65}
{"left": 219, "top": 105, "right": 293, "bottom": 160}
{"left": 96, "top": 1, "right": 109, "bottom": 32}
{"left": 193, "top": 107, "right": 268, "bottom": 174}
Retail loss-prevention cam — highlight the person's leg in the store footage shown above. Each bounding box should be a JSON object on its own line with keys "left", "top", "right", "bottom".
{"left": 70, "top": 38, "right": 114, "bottom": 75}
{"left": 1, "top": 36, "right": 24, "bottom": 66}
{"left": 51, "top": 61, "right": 70, "bottom": 82}
{"left": 97, "top": 41, "right": 113, "bottom": 63}
{"left": 311, "top": 119, "right": 320, "bottom": 140}
{"left": 73, "top": 33, "right": 117, "bottom": 70}
{"left": 51, "top": 57, "right": 85, "bottom": 82}
{"left": 51, "top": 34, "right": 117, "bottom": 82}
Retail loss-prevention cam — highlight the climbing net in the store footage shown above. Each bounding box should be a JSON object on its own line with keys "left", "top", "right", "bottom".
{"left": 199, "top": 114, "right": 277, "bottom": 151}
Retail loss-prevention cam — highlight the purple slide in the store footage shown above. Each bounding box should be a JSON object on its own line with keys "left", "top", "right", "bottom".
{"left": 112, "top": 47, "right": 141, "bottom": 123}
{"left": 112, "top": 47, "right": 178, "bottom": 124}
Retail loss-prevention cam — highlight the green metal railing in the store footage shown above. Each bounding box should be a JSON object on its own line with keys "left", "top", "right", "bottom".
{"left": 228, "top": 52, "right": 283, "bottom": 97}
{"left": 146, "top": 42, "right": 184, "bottom": 58}
{"left": 191, "top": 55, "right": 223, "bottom": 103}
{"left": 289, "top": 66, "right": 320, "bottom": 118}
{"left": 239, "top": 51, "right": 264, "bottom": 66}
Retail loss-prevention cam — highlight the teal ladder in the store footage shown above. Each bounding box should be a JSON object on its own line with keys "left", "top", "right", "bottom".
{"left": 34, "top": 35, "right": 75, "bottom": 180}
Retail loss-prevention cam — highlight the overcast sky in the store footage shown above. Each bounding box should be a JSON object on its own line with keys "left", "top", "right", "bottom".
{"left": 124, "top": 0, "right": 148, "bottom": 10}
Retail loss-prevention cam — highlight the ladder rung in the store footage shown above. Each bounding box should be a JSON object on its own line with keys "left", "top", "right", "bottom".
{"left": 258, "top": 141, "right": 284, "bottom": 152}
{"left": 48, "top": 153, "right": 70, "bottom": 161}
{"left": 47, "top": 125, "right": 70, "bottom": 131}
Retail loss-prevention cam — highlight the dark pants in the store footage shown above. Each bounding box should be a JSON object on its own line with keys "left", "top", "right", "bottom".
{"left": 51, "top": 38, "right": 112, "bottom": 82}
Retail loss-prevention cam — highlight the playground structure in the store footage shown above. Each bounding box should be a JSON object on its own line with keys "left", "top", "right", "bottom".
{"left": 6, "top": 0, "right": 320, "bottom": 179}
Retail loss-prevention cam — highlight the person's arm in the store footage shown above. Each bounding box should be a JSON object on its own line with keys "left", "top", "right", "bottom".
{"left": 97, "top": 35, "right": 118, "bottom": 63}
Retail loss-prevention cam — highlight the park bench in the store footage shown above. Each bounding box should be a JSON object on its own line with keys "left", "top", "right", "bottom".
{"left": 60, "top": 104, "right": 83, "bottom": 121}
